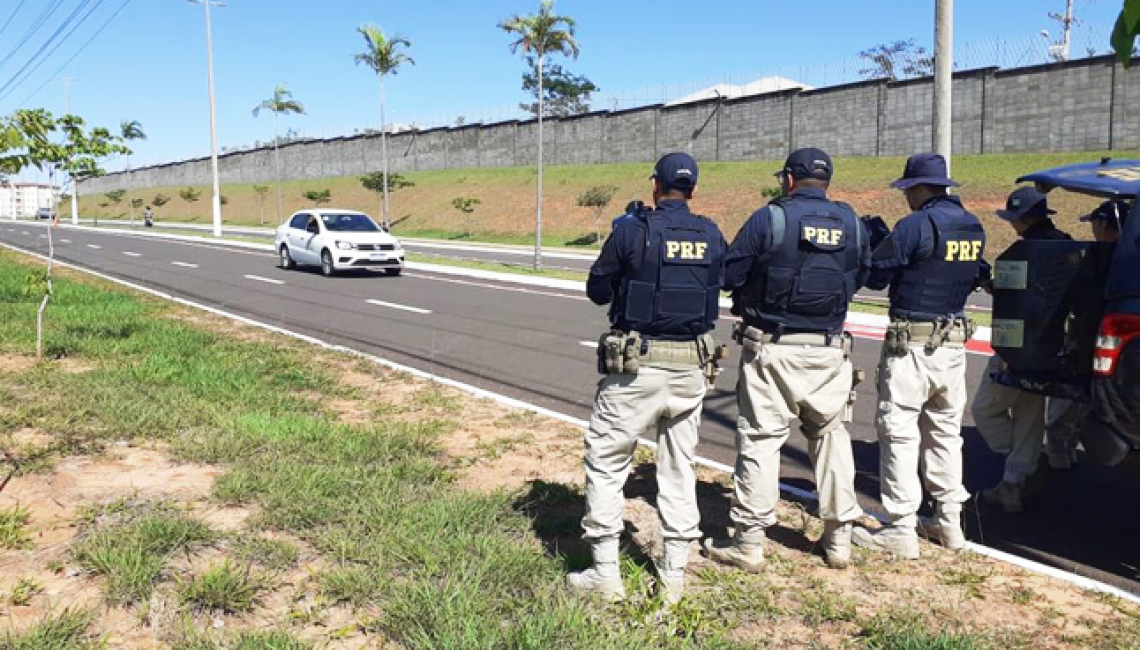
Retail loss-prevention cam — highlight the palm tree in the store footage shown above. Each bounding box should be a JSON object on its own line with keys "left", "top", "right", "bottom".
{"left": 120, "top": 120, "right": 146, "bottom": 225}
{"left": 500, "top": 0, "right": 579, "bottom": 271}
{"left": 353, "top": 24, "right": 414, "bottom": 230}
{"left": 253, "top": 84, "right": 305, "bottom": 224}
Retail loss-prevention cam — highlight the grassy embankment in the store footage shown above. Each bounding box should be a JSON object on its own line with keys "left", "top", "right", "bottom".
{"left": 80, "top": 150, "right": 1140, "bottom": 256}
{"left": 0, "top": 249, "right": 1135, "bottom": 647}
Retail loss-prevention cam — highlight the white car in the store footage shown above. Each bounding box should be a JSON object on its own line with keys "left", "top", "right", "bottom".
{"left": 275, "top": 209, "right": 404, "bottom": 277}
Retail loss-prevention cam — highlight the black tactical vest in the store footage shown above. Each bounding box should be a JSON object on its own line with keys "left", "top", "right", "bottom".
{"left": 620, "top": 208, "right": 722, "bottom": 339}
{"left": 745, "top": 198, "right": 861, "bottom": 333}
{"left": 890, "top": 203, "right": 986, "bottom": 320}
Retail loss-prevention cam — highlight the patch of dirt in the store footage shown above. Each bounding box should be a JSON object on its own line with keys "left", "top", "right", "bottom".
{"left": 0, "top": 354, "right": 36, "bottom": 373}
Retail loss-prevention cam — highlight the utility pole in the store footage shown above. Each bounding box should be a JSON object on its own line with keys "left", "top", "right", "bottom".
{"left": 934, "top": 0, "right": 953, "bottom": 174}
{"left": 190, "top": 0, "right": 225, "bottom": 237}
{"left": 1047, "top": 0, "right": 1076, "bottom": 62}
{"left": 58, "top": 77, "right": 79, "bottom": 225}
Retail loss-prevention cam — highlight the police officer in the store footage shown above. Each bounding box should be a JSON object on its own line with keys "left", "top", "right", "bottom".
{"left": 568, "top": 152, "right": 727, "bottom": 604}
{"left": 1082, "top": 198, "right": 1131, "bottom": 244}
{"left": 853, "top": 153, "right": 987, "bottom": 558}
{"left": 971, "top": 187, "right": 1071, "bottom": 514}
{"left": 705, "top": 147, "right": 870, "bottom": 572}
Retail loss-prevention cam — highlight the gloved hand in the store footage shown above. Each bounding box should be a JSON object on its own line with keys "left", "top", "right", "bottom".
{"left": 860, "top": 215, "right": 891, "bottom": 251}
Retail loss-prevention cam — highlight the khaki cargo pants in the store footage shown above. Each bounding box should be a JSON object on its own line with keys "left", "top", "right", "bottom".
{"left": 876, "top": 343, "right": 971, "bottom": 528}
{"left": 971, "top": 355, "right": 1046, "bottom": 484}
{"left": 731, "top": 338, "right": 863, "bottom": 538}
{"left": 581, "top": 365, "right": 706, "bottom": 543}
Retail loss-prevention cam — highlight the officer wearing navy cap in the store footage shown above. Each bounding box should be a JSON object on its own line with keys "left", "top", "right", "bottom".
{"left": 705, "top": 147, "right": 870, "bottom": 572}
{"left": 1082, "top": 198, "right": 1132, "bottom": 243}
{"left": 972, "top": 186, "right": 1072, "bottom": 514}
{"left": 854, "top": 153, "right": 987, "bottom": 559}
{"left": 569, "top": 152, "right": 727, "bottom": 604}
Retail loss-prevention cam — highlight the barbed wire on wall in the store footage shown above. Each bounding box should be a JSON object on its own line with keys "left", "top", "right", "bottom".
{"left": 186, "top": 27, "right": 1118, "bottom": 164}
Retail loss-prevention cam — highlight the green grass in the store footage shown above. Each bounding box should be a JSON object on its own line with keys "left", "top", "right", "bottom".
{"left": 859, "top": 611, "right": 994, "bottom": 650}
{"left": 71, "top": 501, "right": 213, "bottom": 604}
{"left": 317, "top": 565, "right": 384, "bottom": 607}
{"left": 179, "top": 560, "right": 269, "bottom": 614}
{"left": 7, "top": 577, "right": 42, "bottom": 606}
{"left": 172, "top": 629, "right": 313, "bottom": 650}
{"left": 0, "top": 609, "right": 97, "bottom": 650}
{"left": 231, "top": 535, "right": 299, "bottom": 571}
{"left": 0, "top": 506, "right": 32, "bottom": 550}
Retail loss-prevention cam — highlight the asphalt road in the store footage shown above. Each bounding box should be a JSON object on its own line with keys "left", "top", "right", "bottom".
{"left": 1, "top": 221, "right": 1134, "bottom": 595}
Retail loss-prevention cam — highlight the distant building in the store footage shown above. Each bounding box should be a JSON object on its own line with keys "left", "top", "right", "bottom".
{"left": 0, "top": 182, "right": 61, "bottom": 218}
{"left": 665, "top": 76, "right": 812, "bottom": 107}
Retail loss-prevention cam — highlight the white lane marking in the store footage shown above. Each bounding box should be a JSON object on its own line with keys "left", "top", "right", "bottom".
{"left": 87, "top": 244, "right": 102, "bottom": 250}
{"left": 244, "top": 274, "right": 284, "bottom": 285}
{"left": 21, "top": 231, "right": 30, "bottom": 235}
{"left": 60, "top": 239, "right": 71, "bottom": 243}
{"left": 0, "top": 238, "right": 1135, "bottom": 606}
{"left": 365, "top": 299, "right": 432, "bottom": 315}
{"left": 122, "top": 251, "right": 142, "bottom": 257}
{"left": 405, "top": 272, "right": 588, "bottom": 302}
{"left": 580, "top": 341, "right": 599, "bottom": 348}
{"left": 172, "top": 261, "right": 199, "bottom": 269}
{"left": 39, "top": 234, "right": 46, "bottom": 238}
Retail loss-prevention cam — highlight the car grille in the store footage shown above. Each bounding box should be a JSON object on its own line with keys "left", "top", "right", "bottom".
{"left": 351, "top": 259, "right": 400, "bottom": 267}
{"left": 356, "top": 244, "right": 397, "bottom": 251}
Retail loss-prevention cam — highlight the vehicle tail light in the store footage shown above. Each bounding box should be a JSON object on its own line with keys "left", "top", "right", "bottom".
{"left": 1093, "top": 313, "right": 1140, "bottom": 376}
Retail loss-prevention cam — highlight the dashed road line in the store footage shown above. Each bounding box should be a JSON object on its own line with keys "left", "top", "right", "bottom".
{"left": 244, "top": 274, "right": 285, "bottom": 285}
{"left": 365, "top": 299, "right": 432, "bottom": 315}
{"left": 123, "top": 251, "right": 142, "bottom": 257}
{"left": 87, "top": 244, "right": 102, "bottom": 250}
{"left": 172, "top": 261, "right": 199, "bottom": 269}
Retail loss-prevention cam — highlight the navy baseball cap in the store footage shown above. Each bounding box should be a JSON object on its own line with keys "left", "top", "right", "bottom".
{"left": 651, "top": 152, "right": 699, "bottom": 190}
{"left": 995, "top": 186, "right": 1055, "bottom": 222}
{"left": 890, "top": 153, "right": 961, "bottom": 189}
{"left": 776, "top": 147, "right": 832, "bottom": 181}
{"left": 1080, "top": 199, "right": 1131, "bottom": 226}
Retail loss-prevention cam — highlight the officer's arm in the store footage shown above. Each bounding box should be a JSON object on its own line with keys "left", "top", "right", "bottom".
{"left": 586, "top": 224, "right": 629, "bottom": 305}
{"left": 866, "top": 217, "right": 925, "bottom": 291}
{"left": 855, "top": 217, "right": 873, "bottom": 290}
{"left": 723, "top": 208, "right": 770, "bottom": 291}
{"left": 975, "top": 258, "right": 993, "bottom": 291}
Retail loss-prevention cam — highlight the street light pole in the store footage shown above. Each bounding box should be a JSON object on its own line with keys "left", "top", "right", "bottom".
{"left": 59, "top": 77, "right": 79, "bottom": 225}
{"left": 934, "top": 0, "right": 953, "bottom": 174}
{"left": 190, "top": 0, "right": 225, "bottom": 237}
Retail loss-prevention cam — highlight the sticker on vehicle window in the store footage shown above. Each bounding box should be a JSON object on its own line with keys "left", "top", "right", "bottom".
{"left": 993, "top": 260, "right": 1028, "bottom": 290}
{"left": 991, "top": 319, "right": 1025, "bottom": 349}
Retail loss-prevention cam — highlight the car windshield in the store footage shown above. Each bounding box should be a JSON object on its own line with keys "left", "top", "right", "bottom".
{"left": 321, "top": 214, "right": 380, "bottom": 232}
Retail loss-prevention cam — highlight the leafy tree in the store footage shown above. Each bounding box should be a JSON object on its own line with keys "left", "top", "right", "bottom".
{"left": 0, "top": 108, "right": 128, "bottom": 360}
{"left": 220, "top": 195, "right": 228, "bottom": 206}
{"left": 120, "top": 120, "right": 146, "bottom": 224}
{"left": 858, "top": 39, "right": 934, "bottom": 81}
{"left": 521, "top": 56, "right": 598, "bottom": 117}
{"left": 105, "top": 189, "right": 126, "bottom": 215}
{"left": 253, "top": 184, "right": 270, "bottom": 225}
{"left": 179, "top": 187, "right": 202, "bottom": 203}
{"left": 451, "top": 196, "right": 481, "bottom": 238}
{"left": 576, "top": 184, "right": 616, "bottom": 245}
{"left": 360, "top": 171, "right": 414, "bottom": 219}
{"left": 500, "top": 0, "right": 579, "bottom": 270}
{"left": 354, "top": 24, "right": 415, "bottom": 230}
{"left": 1113, "top": 0, "right": 1140, "bottom": 66}
{"left": 253, "top": 83, "right": 305, "bottom": 224}
{"left": 130, "top": 198, "right": 143, "bottom": 209}
{"left": 152, "top": 193, "right": 170, "bottom": 208}
{"left": 303, "top": 188, "right": 331, "bottom": 206}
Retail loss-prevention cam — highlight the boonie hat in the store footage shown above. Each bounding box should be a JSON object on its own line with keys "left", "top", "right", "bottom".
{"left": 775, "top": 147, "right": 833, "bottom": 181}
{"left": 890, "top": 152, "right": 961, "bottom": 190}
{"left": 651, "top": 152, "right": 699, "bottom": 190}
{"left": 995, "top": 186, "right": 1055, "bottom": 223}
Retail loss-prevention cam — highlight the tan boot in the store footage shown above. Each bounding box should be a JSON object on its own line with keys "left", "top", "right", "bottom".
{"left": 919, "top": 507, "right": 966, "bottom": 552}
{"left": 655, "top": 539, "right": 690, "bottom": 606}
{"left": 567, "top": 538, "right": 625, "bottom": 601}
{"left": 822, "top": 521, "right": 852, "bottom": 569}
{"left": 703, "top": 530, "right": 765, "bottom": 573}
{"left": 851, "top": 524, "right": 920, "bottom": 560}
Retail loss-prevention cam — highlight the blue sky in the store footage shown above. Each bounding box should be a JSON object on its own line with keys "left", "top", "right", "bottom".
{"left": 0, "top": 0, "right": 1126, "bottom": 181}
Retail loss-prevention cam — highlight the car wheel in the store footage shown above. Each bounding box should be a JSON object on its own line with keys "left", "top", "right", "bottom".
{"left": 321, "top": 250, "right": 336, "bottom": 277}
{"left": 279, "top": 245, "right": 295, "bottom": 270}
{"left": 384, "top": 267, "right": 402, "bottom": 277}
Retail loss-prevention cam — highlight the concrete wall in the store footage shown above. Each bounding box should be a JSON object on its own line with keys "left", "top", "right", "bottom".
{"left": 81, "top": 54, "right": 1140, "bottom": 194}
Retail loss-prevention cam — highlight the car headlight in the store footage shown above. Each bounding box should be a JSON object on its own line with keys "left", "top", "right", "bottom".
{"left": 336, "top": 241, "right": 354, "bottom": 250}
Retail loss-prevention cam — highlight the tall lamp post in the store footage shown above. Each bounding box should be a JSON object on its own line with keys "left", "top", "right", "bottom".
{"left": 190, "top": 0, "right": 225, "bottom": 237}
{"left": 934, "top": 0, "right": 953, "bottom": 173}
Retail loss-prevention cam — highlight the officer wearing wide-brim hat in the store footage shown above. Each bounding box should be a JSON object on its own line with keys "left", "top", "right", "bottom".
{"left": 706, "top": 146, "right": 871, "bottom": 572}
{"left": 854, "top": 152, "right": 988, "bottom": 559}
{"left": 569, "top": 151, "right": 727, "bottom": 605}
